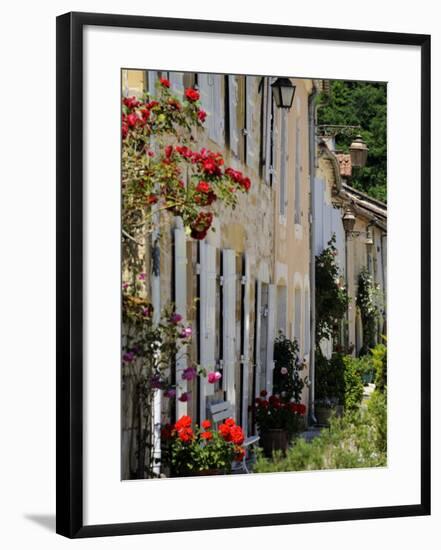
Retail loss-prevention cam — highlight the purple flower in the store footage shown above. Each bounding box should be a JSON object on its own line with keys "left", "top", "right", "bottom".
{"left": 207, "top": 371, "right": 222, "bottom": 384}
{"left": 150, "top": 375, "right": 162, "bottom": 389}
{"left": 141, "top": 306, "right": 152, "bottom": 318}
{"left": 138, "top": 273, "right": 146, "bottom": 281}
{"left": 122, "top": 351, "right": 135, "bottom": 363}
{"left": 170, "top": 312, "right": 183, "bottom": 325}
{"left": 122, "top": 282, "right": 129, "bottom": 290}
{"left": 181, "top": 366, "right": 197, "bottom": 381}
{"left": 179, "top": 326, "right": 192, "bottom": 339}
{"left": 164, "top": 388, "right": 176, "bottom": 399}
{"left": 178, "top": 391, "right": 191, "bottom": 402}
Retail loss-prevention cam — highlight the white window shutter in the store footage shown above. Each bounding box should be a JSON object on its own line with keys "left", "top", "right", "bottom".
{"left": 147, "top": 71, "right": 157, "bottom": 97}
{"left": 245, "top": 76, "right": 257, "bottom": 171}
{"left": 222, "top": 249, "right": 236, "bottom": 408}
{"left": 254, "top": 280, "right": 262, "bottom": 395}
{"left": 228, "top": 75, "right": 240, "bottom": 156}
{"left": 265, "top": 284, "right": 276, "bottom": 394}
{"left": 174, "top": 223, "right": 188, "bottom": 417}
{"left": 199, "top": 242, "right": 217, "bottom": 419}
{"left": 264, "top": 79, "right": 273, "bottom": 185}
{"left": 295, "top": 117, "right": 301, "bottom": 224}
{"left": 279, "top": 110, "right": 287, "bottom": 216}
{"left": 241, "top": 255, "right": 251, "bottom": 435}
{"left": 213, "top": 75, "right": 224, "bottom": 145}
{"left": 169, "top": 71, "right": 184, "bottom": 99}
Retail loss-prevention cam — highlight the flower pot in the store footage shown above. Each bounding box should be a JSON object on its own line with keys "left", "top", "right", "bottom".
{"left": 314, "top": 407, "right": 333, "bottom": 426}
{"left": 193, "top": 468, "right": 225, "bottom": 476}
{"left": 260, "top": 428, "right": 289, "bottom": 457}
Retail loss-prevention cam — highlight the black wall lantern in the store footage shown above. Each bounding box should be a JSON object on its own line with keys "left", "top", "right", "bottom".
{"left": 271, "top": 77, "right": 296, "bottom": 109}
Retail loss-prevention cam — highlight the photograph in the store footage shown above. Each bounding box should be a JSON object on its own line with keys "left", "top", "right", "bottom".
{"left": 120, "top": 69, "right": 387, "bottom": 481}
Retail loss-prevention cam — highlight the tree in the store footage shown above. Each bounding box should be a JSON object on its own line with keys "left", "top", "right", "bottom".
{"left": 318, "top": 80, "right": 387, "bottom": 203}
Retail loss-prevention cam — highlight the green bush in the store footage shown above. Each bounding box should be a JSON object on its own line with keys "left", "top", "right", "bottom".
{"left": 253, "top": 399, "right": 387, "bottom": 473}
{"left": 343, "top": 356, "right": 365, "bottom": 411}
{"left": 315, "top": 350, "right": 345, "bottom": 404}
{"left": 371, "top": 340, "right": 387, "bottom": 393}
{"left": 367, "top": 390, "right": 387, "bottom": 453}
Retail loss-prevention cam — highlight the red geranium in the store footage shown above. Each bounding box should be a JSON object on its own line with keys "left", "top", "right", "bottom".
{"left": 177, "top": 427, "right": 194, "bottom": 443}
{"left": 185, "top": 88, "right": 200, "bottom": 102}
{"left": 201, "top": 420, "right": 211, "bottom": 430}
{"left": 201, "top": 431, "right": 213, "bottom": 440}
{"left": 175, "top": 415, "right": 192, "bottom": 430}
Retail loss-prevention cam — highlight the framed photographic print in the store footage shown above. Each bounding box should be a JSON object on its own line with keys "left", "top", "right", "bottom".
{"left": 56, "top": 11, "right": 431, "bottom": 538}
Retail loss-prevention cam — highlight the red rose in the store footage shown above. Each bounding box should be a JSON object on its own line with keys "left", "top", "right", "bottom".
{"left": 159, "top": 77, "right": 170, "bottom": 88}
{"left": 185, "top": 88, "right": 200, "bottom": 102}
{"left": 122, "top": 123, "right": 128, "bottom": 139}
{"left": 127, "top": 113, "right": 138, "bottom": 127}
{"left": 123, "top": 96, "right": 140, "bottom": 109}
{"left": 201, "top": 431, "right": 213, "bottom": 440}
{"left": 196, "top": 181, "right": 211, "bottom": 194}
{"left": 147, "top": 195, "right": 158, "bottom": 205}
{"left": 197, "top": 109, "right": 207, "bottom": 122}
{"left": 190, "top": 212, "right": 213, "bottom": 240}
{"left": 201, "top": 420, "right": 211, "bottom": 430}
{"left": 146, "top": 100, "right": 159, "bottom": 109}
{"left": 240, "top": 177, "right": 251, "bottom": 191}
{"left": 165, "top": 145, "right": 173, "bottom": 159}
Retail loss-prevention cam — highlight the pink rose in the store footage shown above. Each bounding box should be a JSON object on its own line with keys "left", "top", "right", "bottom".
{"left": 207, "top": 371, "right": 222, "bottom": 384}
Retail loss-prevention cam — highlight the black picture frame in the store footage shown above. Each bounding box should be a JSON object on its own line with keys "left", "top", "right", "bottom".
{"left": 56, "top": 11, "right": 431, "bottom": 539}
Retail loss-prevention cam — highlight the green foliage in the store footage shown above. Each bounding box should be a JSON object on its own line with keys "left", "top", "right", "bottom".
{"left": 315, "top": 350, "right": 345, "bottom": 405}
{"left": 253, "top": 399, "right": 387, "bottom": 473}
{"left": 315, "top": 235, "right": 349, "bottom": 342}
{"left": 371, "top": 339, "right": 387, "bottom": 393}
{"left": 367, "top": 390, "right": 387, "bottom": 453}
{"left": 357, "top": 268, "right": 384, "bottom": 354}
{"left": 273, "top": 333, "right": 305, "bottom": 402}
{"left": 343, "top": 356, "right": 365, "bottom": 411}
{"left": 318, "top": 80, "right": 387, "bottom": 202}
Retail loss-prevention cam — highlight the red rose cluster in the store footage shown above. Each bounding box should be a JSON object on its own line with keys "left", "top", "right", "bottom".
{"left": 190, "top": 211, "right": 213, "bottom": 240}
{"left": 254, "top": 390, "right": 306, "bottom": 416}
{"left": 225, "top": 167, "right": 251, "bottom": 192}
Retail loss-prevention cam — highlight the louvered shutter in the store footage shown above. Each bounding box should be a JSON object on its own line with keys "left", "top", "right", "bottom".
{"left": 174, "top": 223, "right": 188, "bottom": 417}
{"left": 212, "top": 75, "right": 224, "bottom": 145}
{"left": 245, "top": 76, "right": 257, "bottom": 171}
{"left": 147, "top": 70, "right": 157, "bottom": 97}
{"left": 254, "top": 280, "right": 262, "bottom": 395}
{"left": 241, "top": 255, "right": 251, "bottom": 435}
{"left": 222, "top": 249, "right": 236, "bottom": 407}
{"left": 169, "top": 71, "right": 184, "bottom": 99}
{"left": 228, "top": 75, "right": 240, "bottom": 156}
{"left": 265, "top": 284, "right": 276, "bottom": 394}
{"left": 279, "top": 110, "right": 287, "bottom": 217}
{"left": 295, "top": 117, "right": 301, "bottom": 224}
{"left": 199, "top": 242, "right": 217, "bottom": 421}
{"left": 264, "top": 79, "right": 273, "bottom": 185}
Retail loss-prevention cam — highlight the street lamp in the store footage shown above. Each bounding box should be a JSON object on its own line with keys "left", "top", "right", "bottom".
{"left": 271, "top": 77, "right": 296, "bottom": 109}
{"left": 349, "top": 135, "right": 369, "bottom": 168}
{"left": 342, "top": 207, "right": 356, "bottom": 233}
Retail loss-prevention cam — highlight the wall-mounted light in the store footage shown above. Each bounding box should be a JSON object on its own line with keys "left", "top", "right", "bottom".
{"left": 342, "top": 207, "right": 356, "bottom": 234}
{"left": 349, "top": 135, "right": 369, "bottom": 168}
{"left": 271, "top": 77, "right": 296, "bottom": 110}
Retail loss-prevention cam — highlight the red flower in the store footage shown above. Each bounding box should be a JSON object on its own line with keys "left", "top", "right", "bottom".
{"left": 201, "top": 431, "right": 213, "bottom": 440}
{"left": 123, "top": 96, "right": 140, "bottom": 109}
{"left": 190, "top": 212, "right": 213, "bottom": 240}
{"left": 219, "top": 423, "right": 232, "bottom": 442}
{"left": 260, "top": 390, "right": 268, "bottom": 397}
{"left": 159, "top": 77, "right": 170, "bottom": 88}
{"left": 165, "top": 145, "right": 173, "bottom": 159}
{"left": 185, "top": 88, "right": 200, "bottom": 102}
{"left": 122, "top": 123, "right": 128, "bottom": 139}
{"left": 197, "top": 109, "right": 207, "bottom": 122}
{"left": 225, "top": 418, "right": 235, "bottom": 427}
{"left": 146, "top": 100, "right": 159, "bottom": 109}
{"left": 175, "top": 415, "right": 192, "bottom": 430}
{"left": 147, "top": 195, "right": 158, "bottom": 205}
{"left": 201, "top": 420, "right": 211, "bottom": 430}
{"left": 127, "top": 113, "right": 138, "bottom": 127}
{"left": 161, "top": 423, "right": 173, "bottom": 440}
{"left": 178, "top": 427, "right": 194, "bottom": 443}
{"left": 140, "top": 108, "right": 150, "bottom": 120}
{"left": 240, "top": 177, "right": 251, "bottom": 191}
{"left": 196, "top": 180, "right": 211, "bottom": 194}
{"left": 230, "top": 425, "right": 244, "bottom": 445}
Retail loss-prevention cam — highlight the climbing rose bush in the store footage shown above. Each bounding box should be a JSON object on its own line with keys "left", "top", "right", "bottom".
{"left": 122, "top": 80, "right": 252, "bottom": 240}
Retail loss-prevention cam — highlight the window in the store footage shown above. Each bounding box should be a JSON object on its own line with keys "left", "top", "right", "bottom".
{"left": 294, "top": 286, "right": 302, "bottom": 349}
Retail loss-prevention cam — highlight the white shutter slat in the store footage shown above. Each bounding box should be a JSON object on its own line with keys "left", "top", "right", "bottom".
{"left": 213, "top": 75, "right": 224, "bottom": 145}
{"left": 169, "top": 72, "right": 184, "bottom": 99}
{"left": 241, "top": 255, "right": 251, "bottom": 435}
{"left": 148, "top": 70, "right": 157, "bottom": 97}
{"left": 265, "top": 284, "right": 276, "bottom": 394}
{"left": 279, "top": 110, "right": 287, "bottom": 216}
{"left": 223, "top": 249, "right": 236, "bottom": 408}
{"left": 199, "top": 243, "right": 217, "bottom": 418}
{"left": 245, "top": 76, "right": 257, "bottom": 171}
{"left": 254, "top": 280, "right": 262, "bottom": 395}
{"left": 228, "top": 75, "right": 239, "bottom": 156}
{"left": 174, "top": 223, "right": 188, "bottom": 417}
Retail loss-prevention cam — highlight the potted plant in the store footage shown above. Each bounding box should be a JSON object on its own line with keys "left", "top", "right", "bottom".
{"left": 314, "top": 350, "right": 345, "bottom": 425}
{"left": 253, "top": 391, "right": 306, "bottom": 457}
{"left": 161, "top": 415, "right": 245, "bottom": 477}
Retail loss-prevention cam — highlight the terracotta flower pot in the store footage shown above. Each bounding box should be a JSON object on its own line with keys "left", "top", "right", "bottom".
{"left": 260, "top": 428, "right": 289, "bottom": 457}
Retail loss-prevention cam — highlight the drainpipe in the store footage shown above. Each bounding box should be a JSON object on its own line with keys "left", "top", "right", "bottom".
{"left": 308, "top": 82, "right": 319, "bottom": 426}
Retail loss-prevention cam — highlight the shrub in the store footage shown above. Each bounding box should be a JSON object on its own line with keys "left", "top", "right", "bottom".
{"left": 343, "top": 355, "right": 365, "bottom": 411}
{"left": 273, "top": 333, "right": 305, "bottom": 402}
{"left": 253, "top": 399, "right": 387, "bottom": 473}
{"left": 371, "top": 340, "right": 387, "bottom": 392}
{"left": 315, "top": 350, "right": 345, "bottom": 405}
